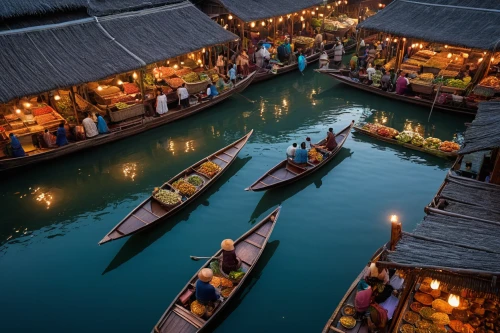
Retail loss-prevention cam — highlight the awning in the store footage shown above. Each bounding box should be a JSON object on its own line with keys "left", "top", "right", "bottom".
{"left": 358, "top": 0, "right": 500, "bottom": 51}
{"left": 459, "top": 101, "right": 500, "bottom": 154}
{"left": 216, "top": 0, "right": 324, "bottom": 22}
{"left": 0, "top": 1, "right": 237, "bottom": 103}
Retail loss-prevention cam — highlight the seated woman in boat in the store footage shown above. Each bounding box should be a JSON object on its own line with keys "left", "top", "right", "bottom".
{"left": 363, "top": 263, "right": 389, "bottom": 285}
{"left": 96, "top": 113, "right": 110, "bottom": 134}
{"left": 9, "top": 133, "right": 26, "bottom": 157}
{"left": 314, "top": 128, "right": 337, "bottom": 152}
{"left": 196, "top": 268, "right": 220, "bottom": 305}
{"left": 355, "top": 279, "right": 373, "bottom": 314}
{"left": 220, "top": 239, "right": 241, "bottom": 274}
{"left": 43, "top": 129, "right": 57, "bottom": 148}
{"left": 395, "top": 71, "right": 408, "bottom": 95}
{"left": 56, "top": 122, "right": 69, "bottom": 147}
{"left": 292, "top": 142, "right": 308, "bottom": 165}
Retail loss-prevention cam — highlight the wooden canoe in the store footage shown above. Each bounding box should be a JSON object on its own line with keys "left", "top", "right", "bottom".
{"left": 252, "top": 46, "right": 336, "bottom": 84}
{"left": 322, "top": 244, "right": 387, "bottom": 333}
{"left": 352, "top": 126, "right": 458, "bottom": 159}
{"left": 98, "top": 130, "right": 253, "bottom": 245}
{"left": 0, "top": 72, "right": 256, "bottom": 172}
{"left": 245, "top": 120, "right": 354, "bottom": 191}
{"left": 317, "top": 72, "right": 477, "bottom": 116}
{"left": 151, "top": 206, "right": 281, "bottom": 333}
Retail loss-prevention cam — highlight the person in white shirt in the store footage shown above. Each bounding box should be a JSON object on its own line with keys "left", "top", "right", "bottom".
{"left": 286, "top": 143, "right": 297, "bottom": 159}
{"left": 177, "top": 83, "right": 190, "bottom": 108}
{"left": 366, "top": 63, "right": 376, "bottom": 81}
{"left": 202, "top": 84, "right": 212, "bottom": 101}
{"left": 82, "top": 112, "right": 98, "bottom": 138}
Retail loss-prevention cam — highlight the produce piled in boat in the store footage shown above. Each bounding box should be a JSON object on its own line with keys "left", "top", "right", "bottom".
{"left": 172, "top": 179, "right": 197, "bottom": 197}
{"left": 423, "top": 137, "right": 442, "bottom": 149}
{"left": 197, "top": 161, "right": 221, "bottom": 178}
{"left": 182, "top": 72, "right": 202, "bottom": 83}
{"left": 187, "top": 175, "right": 204, "bottom": 187}
{"left": 439, "top": 141, "right": 460, "bottom": 152}
{"left": 308, "top": 148, "right": 324, "bottom": 163}
{"left": 190, "top": 300, "right": 206, "bottom": 317}
{"left": 153, "top": 189, "right": 181, "bottom": 206}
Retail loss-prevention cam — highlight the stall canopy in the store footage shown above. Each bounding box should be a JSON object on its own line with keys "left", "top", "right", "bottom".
{"left": 0, "top": 0, "right": 87, "bottom": 18}
{"left": 215, "top": 0, "right": 324, "bottom": 22}
{"left": 459, "top": 101, "right": 500, "bottom": 154}
{"left": 0, "top": 1, "right": 237, "bottom": 103}
{"left": 358, "top": 0, "right": 500, "bottom": 51}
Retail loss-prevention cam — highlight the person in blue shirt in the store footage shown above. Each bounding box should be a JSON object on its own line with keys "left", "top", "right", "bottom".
{"left": 96, "top": 113, "right": 109, "bottom": 134}
{"left": 9, "top": 133, "right": 25, "bottom": 157}
{"left": 210, "top": 83, "right": 219, "bottom": 97}
{"left": 227, "top": 63, "right": 237, "bottom": 86}
{"left": 56, "top": 122, "right": 69, "bottom": 146}
{"left": 196, "top": 268, "right": 220, "bottom": 305}
{"left": 293, "top": 142, "right": 308, "bottom": 164}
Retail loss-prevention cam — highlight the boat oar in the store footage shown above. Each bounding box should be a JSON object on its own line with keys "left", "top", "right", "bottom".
{"left": 237, "top": 93, "right": 255, "bottom": 103}
{"left": 190, "top": 256, "right": 213, "bottom": 261}
{"left": 428, "top": 83, "right": 442, "bottom": 122}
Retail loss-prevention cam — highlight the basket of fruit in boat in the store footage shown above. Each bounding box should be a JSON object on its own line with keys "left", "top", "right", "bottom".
{"left": 308, "top": 148, "right": 324, "bottom": 164}
{"left": 197, "top": 161, "right": 222, "bottom": 179}
{"left": 171, "top": 179, "right": 198, "bottom": 197}
{"left": 152, "top": 188, "right": 182, "bottom": 208}
{"left": 181, "top": 72, "right": 211, "bottom": 94}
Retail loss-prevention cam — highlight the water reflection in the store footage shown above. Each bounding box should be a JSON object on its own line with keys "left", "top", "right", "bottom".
{"left": 102, "top": 156, "right": 252, "bottom": 275}
{"left": 249, "top": 148, "right": 353, "bottom": 222}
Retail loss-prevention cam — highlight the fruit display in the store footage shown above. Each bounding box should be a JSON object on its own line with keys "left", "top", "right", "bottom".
{"left": 123, "top": 82, "right": 140, "bottom": 94}
{"left": 187, "top": 175, "right": 204, "bottom": 187}
{"left": 190, "top": 300, "right": 206, "bottom": 317}
{"left": 308, "top": 148, "right": 323, "bottom": 163}
{"left": 153, "top": 189, "right": 181, "bottom": 206}
{"left": 419, "top": 307, "right": 436, "bottom": 320}
{"left": 430, "top": 312, "right": 450, "bottom": 326}
{"left": 143, "top": 73, "right": 155, "bottom": 86}
{"left": 209, "top": 276, "right": 221, "bottom": 288}
{"left": 423, "top": 137, "right": 442, "bottom": 150}
{"left": 418, "top": 73, "right": 435, "bottom": 82}
{"left": 153, "top": 66, "right": 175, "bottom": 78}
{"left": 401, "top": 324, "right": 415, "bottom": 333}
{"left": 172, "top": 179, "right": 197, "bottom": 197}
{"left": 479, "top": 76, "right": 500, "bottom": 88}
{"left": 114, "top": 102, "right": 130, "bottom": 110}
{"left": 411, "top": 302, "right": 424, "bottom": 313}
{"left": 182, "top": 72, "right": 201, "bottom": 83}
{"left": 425, "top": 58, "right": 449, "bottom": 69}
{"left": 32, "top": 105, "right": 54, "bottom": 117}
{"left": 166, "top": 78, "right": 184, "bottom": 89}
{"left": 174, "top": 68, "right": 192, "bottom": 77}
{"left": 362, "top": 123, "right": 381, "bottom": 134}
{"left": 376, "top": 126, "right": 399, "bottom": 138}
{"left": 438, "top": 69, "right": 459, "bottom": 78}
{"left": 34, "top": 113, "right": 57, "bottom": 124}
{"left": 396, "top": 131, "right": 415, "bottom": 143}
{"left": 432, "top": 299, "right": 453, "bottom": 314}
{"left": 439, "top": 141, "right": 460, "bottom": 152}
{"left": 197, "top": 161, "right": 221, "bottom": 178}
{"left": 220, "top": 277, "right": 233, "bottom": 288}
{"left": 445, "top": 78, "right": 469, "bottom": 88}
{"left": 411, "top": 133, "right": 425, "bottom": 147}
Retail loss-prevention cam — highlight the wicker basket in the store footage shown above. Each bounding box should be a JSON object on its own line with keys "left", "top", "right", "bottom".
{"left": 109, "top": 103, "right": 144, "bottom": 122}
{"left": 184, "top": 78, "right": 211, "bottom": 95}
{"left": 151, "top": 189, "right": 182, "bottom": 209}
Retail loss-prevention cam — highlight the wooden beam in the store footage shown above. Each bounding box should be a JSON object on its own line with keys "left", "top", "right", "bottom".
{"left": 491, "top": 149, "right": 500, "bottom": 185}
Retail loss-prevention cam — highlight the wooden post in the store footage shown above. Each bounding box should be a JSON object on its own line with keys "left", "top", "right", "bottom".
{"left": 138, "top": 67, "right": 146, "bottom": 102}
{"left": 355, "top": 28, "right": 362, "bottom": 55}
{"left": 226, "top": 42, "right": 230, "bottom": 72}
{"left": 240, "top": 19, "right": 245, "bottom": 49}
{"left": 390, "top": 217, "right": 402, "bottom": 251}
{"left": 491, "top": 148, "right": 500, "bottom": 185}
{"left": 69, "top": 87, "right": 79, "bottom": 125}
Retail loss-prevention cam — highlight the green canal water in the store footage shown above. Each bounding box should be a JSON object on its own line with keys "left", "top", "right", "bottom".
{"left": 0, "top": 66, "right": 472, "bottom": 333}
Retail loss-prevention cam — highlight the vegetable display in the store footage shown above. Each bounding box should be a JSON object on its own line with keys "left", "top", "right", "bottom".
{"left": 479, "top": 76, "right": 500, "bottom": 88}
{"left": 32, "top": 106, "right": 54, "bottom": 117}
{"left": 182, "top": 72, "right": 201, "bottom": 83}
{"left": 396, "top": 131, "right": 415, "bottom": 143}
{"left": 228, "top": 271, "right": 245, "bottom": 281}
{"left": 439, "top": 141, "right": 460, "bottom": 152}
{"left": 423, "top": 137, "right": 442, "bottom": 150}
{"left": 115, "top": 102, "right": 130, "bottom": 110}
{"left": 221, "top": 287, "right": 234, "bottom": 298}
{"left": 411, "top": 134, "right": 425, "bottom": 147}
{"left": 197, "top": 161, "right": 221, "bottom": 178}
{"left": 174, "top": 68, "right": 192, "bottom": 77}
{"left": 209, "top": 260, "right": 221, "bottom": 276}
{"left": 187, "top": 175, "right": 204, "bottom": 187}
{"left": 172, "top": 179, "right": 197, "bottom": 197}
{"left": 153, "top": 189, "right": 181, "bottom": 206}
{"left": 445, "top": 78, "right": 469, "bottom": 88}
{"left": 123, "top": 83, "right": 140, "bottom": 95}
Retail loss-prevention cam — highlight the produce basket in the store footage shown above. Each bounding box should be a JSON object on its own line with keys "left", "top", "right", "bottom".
{"left": 109, "top": 103, "right": 144, "bottom": 122}
{"left": 151, "top": 188, "right": 182, "bottom": 209}
{"left": 184, "top": 78, "right": 211, "bottom": 95}
{"left": 411, "top": 82, "right": 435, "bottom": 95}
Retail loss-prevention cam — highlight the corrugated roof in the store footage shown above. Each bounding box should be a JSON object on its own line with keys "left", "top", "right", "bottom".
{"left": 216, "top": 0, "right": 324, "bottom": 22}
{"left": 459, "top": 101, "right": 500, "bottom": 154}
{"left": 358, "top": 0, "right": 500, "bottom": 51}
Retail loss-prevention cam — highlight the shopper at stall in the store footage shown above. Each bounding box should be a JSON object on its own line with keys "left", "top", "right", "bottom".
{"left": 96, "top": 113, "right": 110, "bottom": 134}
{"left": 82, "top": 112, "right": 98, "bottom": 138}
{"left": 56, "top": 122, "right": 69, "bottom": 147}
{"left": 177, "top": 83, "right": 190, "bottom": 108}
{"left": 43, "top": 129, "right": 57, "bottom": 148}
{"left": 155, "top": 88, "right": 168, "bottom": 116}
{"left": 9, "top": 133, "right": 26, "bottom": 157}
{"left": 216, "top": 53, "right": 225, "bottom": 74}
{"left": 239, "top": 50, "right": 250, "bottom": 76}
{"left": 396, "top": 71, "right": 408, "bottom": 95}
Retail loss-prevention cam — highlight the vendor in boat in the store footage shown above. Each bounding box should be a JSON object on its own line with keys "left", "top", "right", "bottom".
{"left": 314, "top": 31, "right": 324, "bottom": 52}
{"left": 314, "top": 128, "right": 337, "bottom": 151}
{"left": 196, "top": 268, "right": 220, "bottom": 305}
{"left": 56, "top": 122, "right": 69, "bottom": 147}
{"left": 355, "top": 279, "right": 373, "bottom": 313}
{"left": 227, "top": 63, "right": 237, "bottom": 86}
{"left": 286, "top": 143, "right": 297, "bottom": 159}
{"left": 293, "top": 142, "right": 308, "bottom": 164}
{"left": 96, "top": 113, "right": 110, "bottom": 134}
{"left": 380, "top": 71, "right": 391, "bottom": 91}
{"left": 220, "top": 239, "right": 241, "bottom": 274}
{"left": 82, "top": 112, "right": 98, "bottom": 138}
{"left": 350, "top": 53, "right": 358, "bottom": 71}
{"left": 333, "top": 41, "right": 344, "bottom": 67}
{"left": 9, "top": 133, "right": 26, "bottom": 157}
{"left": 177, "top": 83, "right": 190, "bottom": 109}
{"left": 43, "top": 129, "right": 57, "bottom": 148}
{"left": 395, "top": 71, "right": 408, "bottom": 95}
{"left": 239, "top": 50, "right": 250, "bottom": 77}
{"left": 364, "top": 263, "right": 389, "bottom": 285}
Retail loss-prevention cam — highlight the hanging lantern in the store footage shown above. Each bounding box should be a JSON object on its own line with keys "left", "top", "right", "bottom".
{"left": 279, "top": 16, "right": 283, "bottom": 22}
{"left": 202, "top": 48, "right": 205, "bottom": 53}
{"left": 327, "top": 5, "right": 331, "bottom": 8}
{"left": 403, "top": 38, "right": 406, "bottom": 41}
{"left": 197, "top": 59, "right": 202, "bottom": 64}
{"left": 419, "top": 44, "right": 423, "bottom": 48}
{"left": 302, "top": 10, "right": 306, "bottom": 14}
{"left": 132, "top": 72, "right": 138, "bottom": 79}
{"left": 269, "top": 18, "right": 273, "bottom": 22}
{"left": 228, "top": 14, "right": 233, "bottom": 20}
{"left": 15, "top": 109, "right": 21, "bottom": 114}
{"left": 173, "top": 64, "right": 178, "bottom": 69}
{"left": 385, "top": 37, "right": 389, "bottom": 41}
{"left": 251, "top": 22, "right": 256, "bottom": 28}
{"left": 97, "top": 86, "right": 103, "bottom": 91}
{"left": 447, "top": 53, "right": 452, "bottom": 58}
{"left": 180, "top": 62, "right": 184, "bottom": 65}
{"left": 448, "top": 294, "right": 460, "bottom": 308}
{"left": 311, "top": 11, "right": 315, "bottom": 15}
{"left": 117, "top": 80, "right": 123, "bottom": 85}
{"left": 430, "top": 280, "right": 440, "bottom": 290}
{"left": 445, "top": 45, "right": 448, "bottom": 48}
{"left": 54, "top": 94, "right": 61, "bottom": 101}
{"left": 300, "top": 16, "right": 305, "bottom": 21}
{"left": 261, "top": 21, "right": 265, "bottom": 26}
{"left": 393, "top": 38, "right": 398, "bottom": 43}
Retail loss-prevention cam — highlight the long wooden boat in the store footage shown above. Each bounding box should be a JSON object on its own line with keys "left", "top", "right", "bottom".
{"left": 352, "top": 126, "right": 458, "bottom": 159}
{"left": 151, "top": 206, "right": 281, "bottom": 333}
{"left": 322, "top": 243, "right": 388, "bottom": 333}
{"left": 245, "top": 120, "right": 354, "bottom": 191}
{"left": 0, "top": 72, "right": 256, "bottom": 172}
{"left": 252, "top": 45, "right": 336, "bottom": 84}
{"left": 98, "top": 130, "right": 253, "bottom": 245}
{"left": 317, "top": 72, "right": 477, "bottom": 116}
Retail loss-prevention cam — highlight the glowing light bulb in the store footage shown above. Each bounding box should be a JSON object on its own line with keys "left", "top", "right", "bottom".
{"left": 228, "top": 14, "right": 233, "bottom": 20}
{"left": 181, "top": 62, "right": 184, "bottom": 65}
{"left": 300, "top": 16, "right": 305, "bottom": 21}
{"left": 269, "top": 18, "right": 273, "bottom": 22}
{"left": 24, "top": 102, "right": 31, "bottom": 108}
{"left": 393, "top": 38, "right": 398, "bottom": 43}
{"left": 448, "top": 294, "right": 460, "bottom": 308}
{"left": 431, "top": 280, "right": 440, "bottom": 290}
{"left": 202, "top": 48, "right": 205, "bottom": 53}
{"left": 447, "top": 53, "right": 452, "bottom": 58}
{"left": 385, "top": 37, "right": 389, "bottom": 41}
{"left": 251, "top": 22, "right": 255, "bottom": 28}
{"left": 15, "top": 109, "right": 21, "bottom": 114}
{"left": 54, "top": 95, "right": 61, "bottom": 101}
{"left": 390, "top": 215, "right": 398, "bottom": 223}
{"left": 174, "top": 64, "right": 178, "bottom": 69}
{"left": 197, "top": 59, "right": 202, "bottom": 63}
{"left": 419, "top": 44, "right": 423, "bottom": 48}
{"left": 311, "top": 11, "right": 315, "bottom": 15}
{"left": 117, "top": 80, "right": 123, "bottom": 85}
{"left": 302, "top": 10, "right": 306, "bottom": 14}
{"left": 97, "top": 86, "right": 103, "bottom": 91}
{"left": 132, "top": 72, "right": 138, "bottom": 79}
{"left": 261, "top": 21, "right": 265, "bottom": 26}
{"left": 445, "top": 45, "right": 448, "bottom": 48}
{"left": 279, "top": 17, "right": 283, "bottom": 22}
{"left": 327, "top": 5, "right": 331, "bottom": 8}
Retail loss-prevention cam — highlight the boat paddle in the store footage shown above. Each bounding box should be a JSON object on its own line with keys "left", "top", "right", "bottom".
{"left": 190, "top": 255, "right": 213, "bottom": 261}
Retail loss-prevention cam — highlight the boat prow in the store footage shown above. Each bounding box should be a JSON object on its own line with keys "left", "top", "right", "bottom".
{"left": 98, "top": 130, "right": 253, "bottom": 245}
{"left": 151, "top": 206, "right": 281, "bottom": 333}
{"left": 246, "top": 120, "right": 354, "bottom": 191}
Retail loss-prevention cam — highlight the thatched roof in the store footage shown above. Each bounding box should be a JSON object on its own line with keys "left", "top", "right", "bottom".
{"left": 440, "top": 177, "right": 500, "bottom": 212}
{"left": 0, "top": 1, "right": 237, "bottom": 103}
{"left": 358, "top": 0, "right": 500, "bottom": 51}
{"left": 459, "top": 101, "right": 500, "bottom": 154}
{"left": 88, "top": 0, "right": 181, "bottom": 16}
{"left": 216, "top": 0, "right": 323, "bottom": 22}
